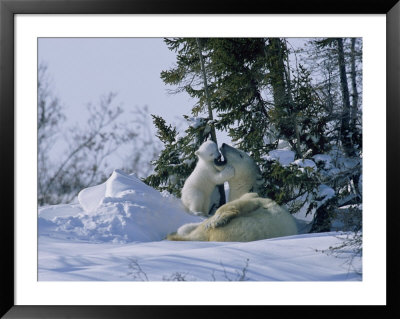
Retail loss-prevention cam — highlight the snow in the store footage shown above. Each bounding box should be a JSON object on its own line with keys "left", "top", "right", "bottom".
{"left": 318, "top": 184, "right": 336, "bottom": 199}
{"left": 316, "top": 184, "right": 336, "bottom": 209}
{"left": 265, "top": 149, "right": 295, "bottom": 166}
{"left": 292, "top": 158, "right": 317, "bottom": 170}
{"left": 187, "top": 117, "right": 206, "bottom": 129}
{"left": 313, "top": 154, "right": 334, "bottom": 169}
{"left": 265, "top": 150, "right": 318, "bottom": 170}
{"left": 38, "top": 232, "right": 361, "bottom": 281}
{"left": 183, "top": 158, "right": 195, "bottom": 166}
{"left": 38, "top": 169, "right": 362, "bottom": 281}
{"left": 41, "top": 169, "right": 203, "bottom": 243}
{"left": 277, "top": 139, "right": 291, "bottom": 149}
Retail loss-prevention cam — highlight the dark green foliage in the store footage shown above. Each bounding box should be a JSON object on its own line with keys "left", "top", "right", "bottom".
{"left": 262, "top": 162, "right": 319, "bottom": 208}
{"left": 152, "top": 115, "right": 178, "bottom": 144}
{"left": 144, "top": 115, "right": 212, "bottom": 197}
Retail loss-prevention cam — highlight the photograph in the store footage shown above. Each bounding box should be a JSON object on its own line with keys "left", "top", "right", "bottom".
{"left": 1, "top": 1, "right": 397, "bottom": 315}
{"left": 37, "top": 37, "right": 363, "bottom": 282}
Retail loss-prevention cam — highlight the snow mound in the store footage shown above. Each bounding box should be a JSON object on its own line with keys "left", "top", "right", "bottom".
{"left": 39, "top": 169, "right": 203, "bottom": 243}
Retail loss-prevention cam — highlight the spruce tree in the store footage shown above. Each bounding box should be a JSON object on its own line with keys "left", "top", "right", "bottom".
{"left": 146, "top": 37, "right": 362, "bottom": 234}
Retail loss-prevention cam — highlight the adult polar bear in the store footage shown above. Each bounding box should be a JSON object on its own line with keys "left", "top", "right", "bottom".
{"left": 169, "top": 143, "right": 298, "bottom": 242}
{"left": 168, "top": 192, "right": 298, "bottom": 242}
{"left": 215, "top": 143, "right": 264, "bottom": 201}
{"left": 180, "top": 140, "right": 235, "bottom": 216}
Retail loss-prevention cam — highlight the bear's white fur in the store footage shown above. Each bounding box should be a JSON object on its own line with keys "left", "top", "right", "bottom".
{"left": 167, "top": 193, "right": 298, "bottom": 242}
{"left": 215, "top": 143, "right": 264, "bottom": 201}
{"left": 181, "top": 140, "right": 234, "bottom": 216}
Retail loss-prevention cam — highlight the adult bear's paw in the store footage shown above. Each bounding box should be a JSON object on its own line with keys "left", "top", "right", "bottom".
{"left": 205, "top": 208, "right": 239, "bottom": 229}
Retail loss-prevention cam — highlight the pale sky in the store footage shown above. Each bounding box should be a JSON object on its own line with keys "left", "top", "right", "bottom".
{"left": 38, "top": 38, "right": 307, "bottom": 159}
{"left": 38, "top": 38, "right": 196, "bottom": 129}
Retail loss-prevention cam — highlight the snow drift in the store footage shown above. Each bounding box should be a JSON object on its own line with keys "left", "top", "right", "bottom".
{"left": 39, "top": 169, "right": 203, "bottom": 243}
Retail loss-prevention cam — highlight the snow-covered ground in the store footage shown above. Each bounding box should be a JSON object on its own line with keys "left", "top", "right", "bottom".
{"left": 38, "top": 169, "right": 362, "bottom": 281}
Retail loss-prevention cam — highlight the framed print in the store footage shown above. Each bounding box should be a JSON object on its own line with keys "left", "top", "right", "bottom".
{"left": 1, "top": 0, "right": 399, "bottom": 317}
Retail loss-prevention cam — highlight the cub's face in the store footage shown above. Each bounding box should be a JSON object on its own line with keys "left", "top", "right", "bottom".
{"left": 195, "top": 140, "right": 222, "bottom": 162}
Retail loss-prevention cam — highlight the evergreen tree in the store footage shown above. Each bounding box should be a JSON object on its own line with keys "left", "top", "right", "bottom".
{"left": 146, "top": 37, "right": 362, "bottom": 234}
{"left": 304, "top": 38, "right": 362, "bottom": 231}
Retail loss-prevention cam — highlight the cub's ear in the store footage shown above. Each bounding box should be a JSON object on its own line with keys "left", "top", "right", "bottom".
{"left": 195, "top": 150, "right": 200, "bottom": 156}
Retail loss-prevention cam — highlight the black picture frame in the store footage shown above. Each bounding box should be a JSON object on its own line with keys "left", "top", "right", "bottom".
{"left": 1, "top": 0, "right": 399, "bottom": 317}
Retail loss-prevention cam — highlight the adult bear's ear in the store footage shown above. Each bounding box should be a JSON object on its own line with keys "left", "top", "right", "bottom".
{"left": 195, "top": 150, "right": 200, "bottom": 156}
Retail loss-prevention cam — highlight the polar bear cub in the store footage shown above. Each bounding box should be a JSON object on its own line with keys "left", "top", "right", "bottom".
{"left": 168, "top": 193, "right": 298, "bottom": 242}
{"left": 181, "top": 140, "right": 235, "bottom": 216}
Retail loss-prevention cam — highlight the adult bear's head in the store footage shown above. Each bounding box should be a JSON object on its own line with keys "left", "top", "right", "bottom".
{"left": 215, "top": 143, "right": 264, "bottom": 201}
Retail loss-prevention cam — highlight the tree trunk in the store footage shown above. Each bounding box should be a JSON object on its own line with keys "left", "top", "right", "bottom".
{"left": 310, "top": 202, "right": 332, "bottom": 233}
{"left": 336, "top": 38, "right": 355, "bottom": 157}
{"left": 349, "top": 38, "right": 361, "bottom": 194}
{"left": 196, "top": 38, "right": 226, "bottom": 208}
{"left": 265, "top": 38, "right": 288, "bottom": 110}
{"left": 196, "top": 38, "right": 217, "bottom": 143}
{"left": 265, "top": 38, "right": 302, "bottom": 158}
{"left": 350, "top": 38, "right": 359, "bottom": 128}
